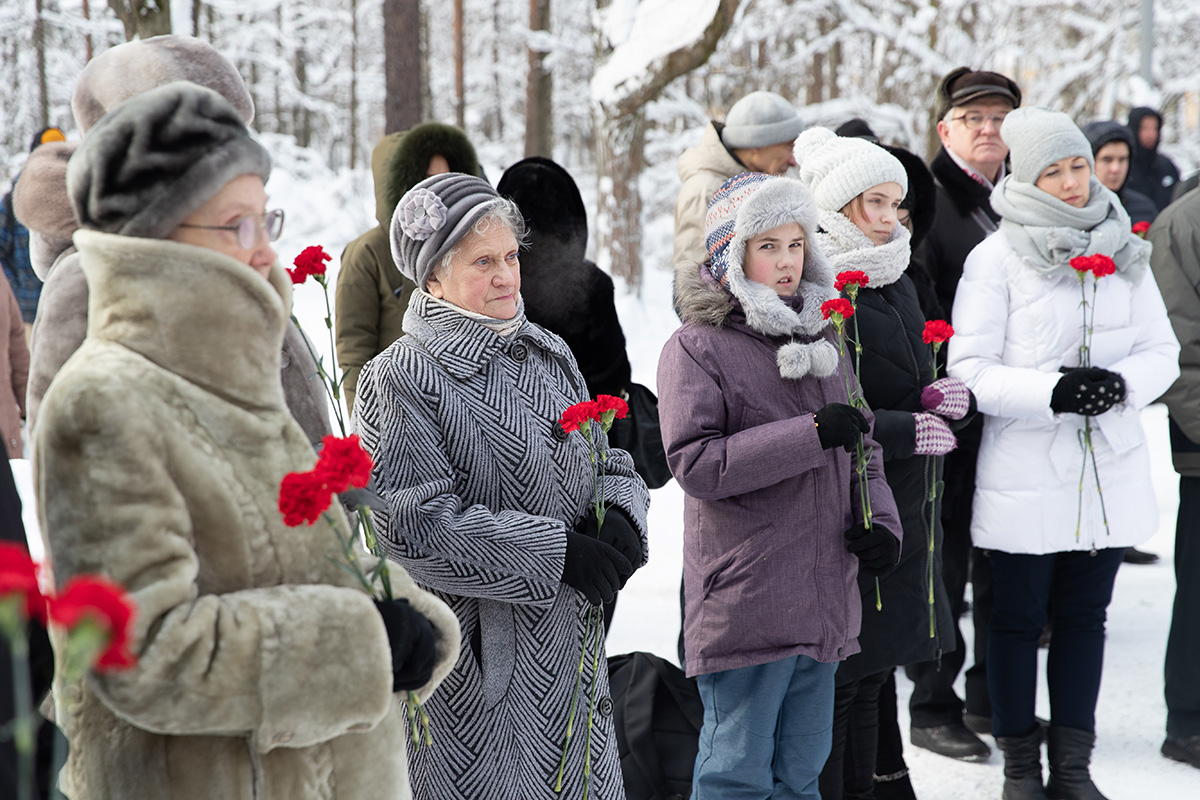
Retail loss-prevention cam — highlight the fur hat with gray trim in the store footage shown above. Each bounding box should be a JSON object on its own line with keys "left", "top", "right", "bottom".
{"left": 67, "top": 81, "right": 271, "bottom": 240}
{"left": 72, "top": 35, "right": 254, "bottom": 132}
{"left": 1000, "top": 107, "right": 1094, "bottom": 184}
{"left": 722, "top": 91, "right": 804, "bottom": 149}
{"left": 390, "top": 173, "right": 504, "bottom": 290}
{"left": 704, "top": 172, "right": 841, "bottom": 380}
{"left": 793, "top": 127, "right": 909, "bottom": 212}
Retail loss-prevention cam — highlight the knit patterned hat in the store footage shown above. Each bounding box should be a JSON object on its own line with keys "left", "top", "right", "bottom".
{"left": 793, "top": 127, "right": 908, "bottom": 212}
{"left": 703, "top": 172, "right": 841, "bottom": 380}
{"left": 722, "top": 91, "right": 804, "bottom": 149}
{"left": 390, "top": 173, "right": 503, "bottom": 289}
{"left": 1001, "top": 107, "right": 1093, "bottom": 184}
{"left": 67, "top": 81, "right": 271, "bottom": 240}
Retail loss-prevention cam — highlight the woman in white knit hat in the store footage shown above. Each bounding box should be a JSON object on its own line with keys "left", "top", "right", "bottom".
{"left": 948, "top": 107, "right": 1179, "bottom": 800}
{"left": 795, "top": 128, "right": 974, "bottom": 799}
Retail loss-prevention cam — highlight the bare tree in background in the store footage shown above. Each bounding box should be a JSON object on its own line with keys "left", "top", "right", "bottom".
{"left": 524, "top": 0, "right": 552, "bottom": 157}
{"left": 108, "top": 0, "right": 172, "bottom": 41}
{"left": 384, "top": 0, "right": 422, "bottom": 133}
{"left": 592, "top": 0, "right": 740, "bottom": 289}
{"left": 454, "top": 0, "right": 465, "bottom": 128}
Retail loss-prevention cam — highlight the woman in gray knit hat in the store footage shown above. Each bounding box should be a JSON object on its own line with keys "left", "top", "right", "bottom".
{"left": 352, "top": 172, "right": 650, "bottom": 800}
{"left": 948, "top": 106, "right": 1180, "bottom": 800}
{"left": 38, "top": 80, "right": 460, "bottom": 800}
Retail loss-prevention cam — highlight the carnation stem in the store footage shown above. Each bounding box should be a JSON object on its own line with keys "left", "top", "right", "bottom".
{"left": 582, "top": 604, "right": 604, "bottom": 800}
{"left": 5, "top": 625, "right": 34, "bottom": 800}
{"left": 555, "top": 606, "right": 592, "bottom": 792}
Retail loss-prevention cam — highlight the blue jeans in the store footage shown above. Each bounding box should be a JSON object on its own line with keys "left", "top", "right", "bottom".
{"left": 693, "top": 655, "right": 838, "bottom": 800}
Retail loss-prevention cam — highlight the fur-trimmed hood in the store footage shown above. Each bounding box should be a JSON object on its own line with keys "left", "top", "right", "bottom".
{"left": 383, "top": 122, "right": 480, "bottom": 222}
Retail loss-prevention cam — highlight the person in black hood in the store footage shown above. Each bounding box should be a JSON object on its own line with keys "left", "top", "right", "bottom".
{"left": 1126, "top": 107, "right": 1181, "bottom": 214}
{"left": 496, "top": 157, "right": 632, "bottom": 398}
{"left": 1083, "top": 120, "right": 1158, "bottom": 225}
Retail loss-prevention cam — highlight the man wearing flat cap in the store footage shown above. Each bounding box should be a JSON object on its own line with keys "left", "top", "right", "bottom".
{"left": 906, "top": 66, "right": 1022, "bottom": 765}
{"left": 672, "top": 91, "right": 804, "bottom": 273}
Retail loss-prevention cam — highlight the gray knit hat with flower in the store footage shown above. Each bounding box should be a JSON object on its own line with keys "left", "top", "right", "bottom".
{"left": 722, "top": 91, "right": 804, "bottom": 149}
{"left": 793, "top": 127, "right": 908, "bottom": 212}
{"left": 67, "top": 81, "right": 271, "bottom": 239}
{"left": 1000, "top": 106, "right": 1094, "bottom": 184}
{"left": 390, "top": 173, "right": 502, "bottom": 289}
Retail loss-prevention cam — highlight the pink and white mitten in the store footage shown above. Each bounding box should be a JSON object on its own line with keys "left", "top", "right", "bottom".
{"left": 914, "top": 413, "right": 957, "bottom": 456}
{"left": 921, "top": 377, "right": 971, "bottom": 421}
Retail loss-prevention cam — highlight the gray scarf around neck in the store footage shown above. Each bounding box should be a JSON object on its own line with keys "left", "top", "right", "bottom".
{"left": 815, "top": 209, "right": 911, "bottom": 289}
{"left": 990, "top": 175, "right": 1149, "bottom": 283}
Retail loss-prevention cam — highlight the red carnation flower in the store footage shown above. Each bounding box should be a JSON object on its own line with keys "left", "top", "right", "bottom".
{"left": 279, "top": 470, "right": 335, "bottom": 526}
{"left": 1132, "top": 220, "right": 1150, "bottom": 237}
{"left": 834, "top": 271, "right": 870, "bottom": 292}
{"left": 1069, "top": 255, "right": 1094, "bottom": 274}
{"left": 594, "top": 395, "right": 629, "bottom": 421}
{"left": 821, "top": 298, "right": 855, "bottom": 321}
{"left": 1089, "top": 254, "right": 1117, "bottom": 278}
{"left": 559, "top": 401, "right": 600, "bottom": 434}
{"left": 0, "top": 542, "right": 46, "bottom": 623}
{"left": 289, "top": 245, "right": 332, "bottom": 285}
{"left": 922, "top": 320, "right": 955, "bottom": 344}
{"left": 48, "top": 576, "right": 137, "bottom": 671}
{"left": 315, "top": 434, "right": 374, "bottom": 493}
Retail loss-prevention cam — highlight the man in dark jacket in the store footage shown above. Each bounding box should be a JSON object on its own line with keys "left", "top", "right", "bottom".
{"left": 1083, "top": 120, "right": 1158, "bottom": 226}
{"left": 906, "top": 66, "right": 1022, "bottom": 764}
{"left": 1127, "top": 107, "right": 1181, "bottom": 214}
{"left": 1148, "top": 188, "right": 1200, "bottom": 770}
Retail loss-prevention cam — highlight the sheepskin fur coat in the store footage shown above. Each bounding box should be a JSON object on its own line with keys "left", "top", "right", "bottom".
{"left": 35, "top": 230, "right": 460, "bottom": 800}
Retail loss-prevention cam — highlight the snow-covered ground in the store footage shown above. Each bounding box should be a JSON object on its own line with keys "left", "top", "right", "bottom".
{"left": 13, "top": 157, "right": 1199, "bottom": 798}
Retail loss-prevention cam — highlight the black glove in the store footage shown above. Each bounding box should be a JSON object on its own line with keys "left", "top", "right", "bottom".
{"left": 1049, "top": 367, "right": 1127, "bottom": 416}
{"left": 844, "top": 523, "right": 900, "bottom": 576}
{"left": 373, "top": 598, "right": 438, "bottom": 692}
{"left": 814, "top": 403, "right": 869, "bottom": 452}
{"left": 576, "top": 505, "right": 643, "bottom": 570}
{"left": 562, "top": 531, "right": 633, "bottom": 605}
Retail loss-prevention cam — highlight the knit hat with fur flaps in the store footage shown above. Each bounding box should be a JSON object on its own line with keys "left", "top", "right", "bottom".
{"left": 794, "top": 127, "right": 908, "bottom": 212}
{"left": 67, "top": 81, "right": 271, "bottom": 240}
{"left": 390, "top": 172, "right": 504, "bottom": 290}
{"left": 722, "top": 92, "right": 804, "bottom": 149}
{"left": 72, "top": 35, "right": 254, "bottom": 132}
{"left": 1001, "top": 107, "right": 1093, "bottom": 184}
{"left": 704, "top": 172, "right": 840, "bottom": 380}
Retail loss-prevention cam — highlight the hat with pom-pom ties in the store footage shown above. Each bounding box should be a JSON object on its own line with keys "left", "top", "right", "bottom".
{"left": 704, "top": 172, "right": 841, "bottom": 380}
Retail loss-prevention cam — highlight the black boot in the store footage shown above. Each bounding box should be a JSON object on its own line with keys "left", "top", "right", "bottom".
{"left": 1045, "top": 726, "right": 1109, "bottom": 800}
{"left": 996, "top": 728, "right": 1048, "bottom": 800}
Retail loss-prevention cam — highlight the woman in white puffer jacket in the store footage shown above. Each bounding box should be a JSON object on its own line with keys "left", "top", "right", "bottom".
{"left": 948, "top": 107, "right": 1179, "bottom": 800}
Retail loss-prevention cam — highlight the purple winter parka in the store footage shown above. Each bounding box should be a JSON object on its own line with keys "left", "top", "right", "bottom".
{"left": 659, "top": 265, "right": 900, "bottom": 678}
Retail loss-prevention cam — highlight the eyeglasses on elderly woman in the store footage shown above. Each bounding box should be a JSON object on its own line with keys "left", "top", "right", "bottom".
{"left": 178, "top": 208, "right": 285, "bottom": 249}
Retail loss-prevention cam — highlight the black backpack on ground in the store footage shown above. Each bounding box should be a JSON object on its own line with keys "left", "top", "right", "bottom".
{"left": 607, "top": 651, "right": 703, "bottom": 800}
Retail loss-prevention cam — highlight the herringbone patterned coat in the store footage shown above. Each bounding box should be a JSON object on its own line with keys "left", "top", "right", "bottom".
{"left": 355, "top": 292, "right": 650, "bottom": 800}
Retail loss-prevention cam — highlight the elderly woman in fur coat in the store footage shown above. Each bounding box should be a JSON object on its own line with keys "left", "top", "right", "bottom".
{"left": 13, "top": 34, "right": 331, "bottom": 444}
{"left": 353, "top": 172, "right": 650, "bottom": 800}
{"left": 34, "top": 82, "right": 459, "bottom": 800}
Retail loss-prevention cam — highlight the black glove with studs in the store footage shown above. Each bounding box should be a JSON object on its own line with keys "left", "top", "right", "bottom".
{"left": 1049, "top": 367, "right": 1126, "bottom": 416}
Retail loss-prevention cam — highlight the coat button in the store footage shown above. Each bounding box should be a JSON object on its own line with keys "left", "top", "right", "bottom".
{"left": 837, "top": 647, "right": 844, "bottom": 658}
{"left": 271, "top": 732, "right": 294, "bottom": 745}
{"left": 510, "top": 343, "right": 529, "bottom": 363}
{"left": 553, "top": 421, "right": 569, "bottom": 441}
{"left": 598, "top": 697, "right": 614, "bottom": 716}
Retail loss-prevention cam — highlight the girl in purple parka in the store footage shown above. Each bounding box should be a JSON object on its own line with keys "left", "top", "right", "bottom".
{"left": 657, "top": 172, "right": 901, "bottom": 799}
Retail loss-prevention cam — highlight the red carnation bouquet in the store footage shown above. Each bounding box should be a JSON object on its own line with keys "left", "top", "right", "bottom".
{"left": 822, "top": 272, "right": 883, "bottom": 609}
{"left": 1132, "top": 220, "right": 1150, "bottom": 239}
{"left": 554, "top": 393, "right": 628, "bottom": 797}
{"left": 1068, "top": 254, "right": 1117, "bottom": 540}
{"left": 281, "top": 245, "right": 431, "bottom": 747}
{"left": 2, "top": 543, "right": 136, "bottom": 800}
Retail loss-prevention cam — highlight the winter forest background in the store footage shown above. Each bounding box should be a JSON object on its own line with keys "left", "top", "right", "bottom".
{"left": 4, "top": 1, "right": 1200, "bottom": 289}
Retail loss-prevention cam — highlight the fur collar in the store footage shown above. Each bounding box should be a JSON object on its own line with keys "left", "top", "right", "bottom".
{"left": 74, "top": 229, "right": 292, "bottom": 411}
{"left": 402, "top": 290, "right": 572, "bottom": 380}
{"left": 815, "top": 210, "right": 912, "bottom": 289}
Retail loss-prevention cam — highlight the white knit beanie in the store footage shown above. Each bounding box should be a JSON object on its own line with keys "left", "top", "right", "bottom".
{"left": 793, "top": 127, "right": 908, "bottom": 212}
{"left": 722, "top": 91, "right": 804, "bottom": 149}
{"left": 1000, "top": 107, "right": 1094, "bottom": 184}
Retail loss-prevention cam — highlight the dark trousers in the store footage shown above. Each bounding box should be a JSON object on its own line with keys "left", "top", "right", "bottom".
{"left": 988, "top": 547, "right": 1124, "bottom": 738}
{"left": 905, "top": 452, "right": 992, "bottom": 727}
{"left": 820, "top": 668, "right": 891, "bottom": 799}
{"left": 1166, "top": 474, "right": 1200, "bottom": 738}
{"left": 874, "top": 670, "right": 909, "bottom": 780}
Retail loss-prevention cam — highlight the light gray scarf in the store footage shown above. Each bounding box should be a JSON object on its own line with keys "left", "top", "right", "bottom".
{"left": 423, "top": 290, "right": 527, "bottom": 337}
{"left": 990, "top": 175, "right": 1149, "bottom": 283}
